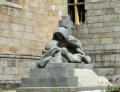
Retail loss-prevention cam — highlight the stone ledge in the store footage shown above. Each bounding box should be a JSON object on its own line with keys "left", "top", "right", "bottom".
{"left": 21, "top": 77, "right": 78, "bottom": 87}
{"left": 0, "top": 54, "right": 40, "bottom": 60}
{"left": 0, "top": 80, "right": 21, "bottom": 90}
{"left": 17, "top": 87, "right": 79, "bottom": 92}
{"left": 0, "top": 1, "right": 23, "bottom": 9}
{"left": 17, "top": 86, "right": 106, "bottom": 92}
{"left": 45, "top": 63, "right": 93, "bottom": 69}
{"left": 30, "top": 68, "right": 94, "bottom": 77}
{"left": 85, "top": 49, "right": 120, "bottom": 54}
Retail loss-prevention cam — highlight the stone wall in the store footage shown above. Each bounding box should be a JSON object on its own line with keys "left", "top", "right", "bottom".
{"left": 0, "top": 0, "right": 67, "bottom": 81}
{"left": 1, "top": 0, "right": 120, "bottom": 83}
{"left": 73, "top": 0, "right": 120, "bottom": 78}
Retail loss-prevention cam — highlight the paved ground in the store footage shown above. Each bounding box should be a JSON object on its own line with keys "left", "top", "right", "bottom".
{"left": 0, "top": 91, "right": 16, "bottom": 92}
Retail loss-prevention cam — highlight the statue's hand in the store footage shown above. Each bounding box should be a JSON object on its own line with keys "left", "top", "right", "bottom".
{"left": 82, "top": 56, "right": 91, "bottom": 64}
{"left": 50, "top": 46, "right": 60, "bottom": 55}
{"left": 76, "top": 48, "right": 85, "bottom": 55}
{"left": 61, "top": 48, "right": 68, "bottom": 55}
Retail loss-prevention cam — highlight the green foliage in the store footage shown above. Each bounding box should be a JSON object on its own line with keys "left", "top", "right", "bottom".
{"left": 106, "top": 85, "right": 113, "bottom": 92}
{"left": 43, "top": 90, "right": 47, "bottom": 92}
{"left": 0, "top": 90, "right": 5, "bottom": 92}
{"left": 53, "top": 90, "right": 63, "bottom": 92}
{"left": 106, "top": 85, "right": 120, "bottom": 92}
{"left": 113, "top": 86, "right": 120, "bottom": 92}
{"left": 17, "top": 91, "right": 24, "bottom": 92}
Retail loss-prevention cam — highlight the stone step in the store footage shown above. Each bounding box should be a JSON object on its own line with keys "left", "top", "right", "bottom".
{"left": 44, "top": 63, "right": 93, "bottom": 69}
{"left": 17, "top": 86, "right": 106, "bottom": 92}
{"left": 30, "top": 68, "right": 75, "bottom": 77}
{"left": 30, "top": 68, "right": 97, "bottom": 78}
{"left": 17, "top": 87, "right": 78, "bottom": 92}
{"left": 21, "top": 77, "right": 78, "bottom": 87}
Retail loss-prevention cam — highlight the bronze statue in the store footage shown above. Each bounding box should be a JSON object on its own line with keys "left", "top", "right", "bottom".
{"left": 38, "top": 16, "right": 91, "bottom": 68}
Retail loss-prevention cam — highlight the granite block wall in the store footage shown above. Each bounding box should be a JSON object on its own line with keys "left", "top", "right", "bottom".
{"left": 73, "top": 0, "right": 120, "bottom": 78}
{"left": 0, "top": 0, "right": 120, "bottom": 83}
{"left": 0, "top": 0, "right": 67, "bottom": 82}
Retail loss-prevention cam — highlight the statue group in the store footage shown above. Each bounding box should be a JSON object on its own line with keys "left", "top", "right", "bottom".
{"left": 17, "top": 16, "right": 111, "bottom": 92}
{"left": 38, "top": 15, "right": 91, "bottom": 68}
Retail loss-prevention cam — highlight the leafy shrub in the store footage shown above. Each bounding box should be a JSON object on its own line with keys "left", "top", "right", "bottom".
{"left": 53, "top": 90, "right": 63, "bottom": 92}
{"left": 106, "top": 85, "right": 120, "bottom": 92}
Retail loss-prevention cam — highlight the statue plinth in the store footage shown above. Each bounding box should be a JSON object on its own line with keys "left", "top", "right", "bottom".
{"left": 17, "top": 63, "right": 111, "bottom": 92}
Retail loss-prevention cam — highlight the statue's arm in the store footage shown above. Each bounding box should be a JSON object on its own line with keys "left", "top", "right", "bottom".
{"left": 42, "top": 40, "right": 59, "bottom": 53}
{"left": 75, "top": 48, "right": 85, "bottom": 56}
{"left": 61, "top": 48, "right": 82, "bottom": 63}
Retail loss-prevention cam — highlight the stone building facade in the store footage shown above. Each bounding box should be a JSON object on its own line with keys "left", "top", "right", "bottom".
{"left": 0, "top": 0, "right": 67, "bottom": 81}
{"left": 0, "top": 0, "right": 120, "bottom": 82}
{"left": 73, "top": 0, "right": 120, "bottom": 78}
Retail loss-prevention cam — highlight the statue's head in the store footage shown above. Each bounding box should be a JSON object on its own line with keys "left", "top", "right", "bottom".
{"left": 53, "top": 27, "right": 70, "bottom": 42}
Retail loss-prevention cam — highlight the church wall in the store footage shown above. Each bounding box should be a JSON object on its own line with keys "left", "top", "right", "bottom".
{"left": 73, "top": 0, "right": 120, "bottom": 78}
{"left": 0, "top": 0, "right": 67, "bottom": 83}
{"left": 0, "top": 0, "right": 120, "bottom": 85}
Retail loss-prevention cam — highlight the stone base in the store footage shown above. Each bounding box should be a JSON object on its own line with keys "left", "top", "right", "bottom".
{"left": 17, "top": 63, "right": 111, "bottom": 92}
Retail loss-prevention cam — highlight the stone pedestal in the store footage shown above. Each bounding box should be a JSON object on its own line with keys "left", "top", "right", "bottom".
{"left": 17, "top": 63, "right": 111, "bottom": 92}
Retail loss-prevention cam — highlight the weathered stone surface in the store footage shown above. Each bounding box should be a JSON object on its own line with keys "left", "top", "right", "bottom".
{"left": 114, "top": 8, "right": 120, "bottom": 14}
{"left": 0, "top": 0, "right": 67, "bottom": 60}
{"left": 62, "top": 15, "right": 71, "bottom": 21}
{"left": 0, "top": 0, "right": 120, "bottom": 85}
{"left": 7, "top": 59, "right": 15, "bottom": 67}
{"left": 94, "top": 68, "right": 114, "bottom": 77}
{"left": 18, "top": 63, "right": 111, "bottom": 92}
{"left": 30, "top": 68, "right": 75, "bottom": 77}
{"left": 59, "top": 20, "right": 73, "bottom": 29}
{"left": 30, "top": 64, "right": 93, "bottom": 77}
{"left": 73, "top": 0, "right": 120, "bottom": 77}
{"left": 20, "top": 61, "right": 111, "bottom": 89}
{"left": 17, "top": 86, "right": 106, "bottom": 92}
{"left": 0, "top": 75, "right": 14, "bottom": 80}
{"left": 45, "top": 63, "right": 93, "bottom": 68}
{"left": 101, "top": 38, "right": 113, "bottom": 44}
{"left": 17, "top": 87, "right": 78, "bottom": 92}
{"left": 21, "top": 77, "right": 78, "bottom": 87}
